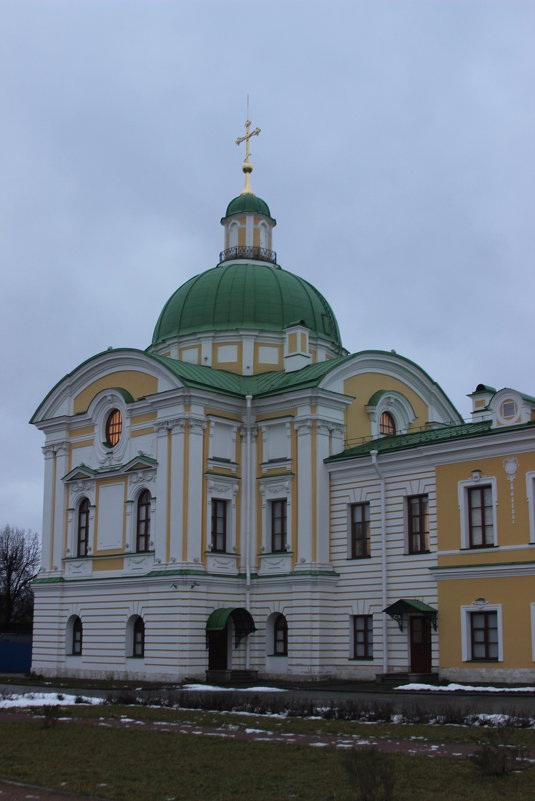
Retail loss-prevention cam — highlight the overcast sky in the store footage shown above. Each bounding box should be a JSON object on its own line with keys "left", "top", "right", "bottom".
{"left": 2, "top": 0, "right": 534, "bottom": 535}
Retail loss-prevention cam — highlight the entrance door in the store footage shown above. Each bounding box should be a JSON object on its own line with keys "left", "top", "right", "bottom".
{"left": 208, "top": 629, "right": 228, "bottom": 670}
{"left": 410, "top": 616, "right": 432, "bottom": 673}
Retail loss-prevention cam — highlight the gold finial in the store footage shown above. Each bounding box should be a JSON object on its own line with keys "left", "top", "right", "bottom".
{"left": 235, "top": 96, "right": 260, "bottom": 195}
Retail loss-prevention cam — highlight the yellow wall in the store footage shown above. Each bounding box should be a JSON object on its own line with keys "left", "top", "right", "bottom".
{"left": 253, "top": 343, "right": 283, "bottom": 373}
{"left": 74, "top": 372, "right": 158, "bottom": 414}
{"left": 179, "top": 345, "right": 200, "bottom": 364}
{"left": 343, "top": 374, "right": 428, "bottom": 444}
{"left": 93, "top": 557, "right": 125, "bottom": 572}
{"left": 436, "top": 453, "right": 535, "bottom": 554}
{"left": 288, "top": 332, "right": 297, "bottom": 353}
{"left": 213, "top": 341, "right": 242, "bottom": 373}
{"left": 69, "top": 426, "right": 95, "bottom": 438}
{"left": 438, "top": 577, "right": 534, "bottom": 668}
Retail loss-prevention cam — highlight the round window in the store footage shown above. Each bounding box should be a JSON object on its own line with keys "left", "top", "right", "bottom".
{"left": 105, "top": 409, "right": 122, "bottom": 447}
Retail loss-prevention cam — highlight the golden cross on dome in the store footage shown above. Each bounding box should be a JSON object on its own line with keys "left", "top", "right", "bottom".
{"left": 235, "top": 97, "right": 260, "bottom": 194}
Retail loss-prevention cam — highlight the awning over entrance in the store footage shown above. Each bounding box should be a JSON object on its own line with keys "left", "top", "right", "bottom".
{"left": 383, "top": 599, "right": 438, "bottom": 632}
{"left": 206, "top": 607, "right": 256, "bottom": 648}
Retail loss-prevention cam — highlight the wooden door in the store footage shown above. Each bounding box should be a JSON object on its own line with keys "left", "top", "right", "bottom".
{"left": 410, "top": 616, "right": 431, "bottom": 673}
{"left": 208, "top": 629, "right": 228, "bottom": 670}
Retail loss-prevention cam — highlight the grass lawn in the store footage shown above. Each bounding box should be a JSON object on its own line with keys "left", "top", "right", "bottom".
{"left": 0, "top": 707, "right": 535, "bottom": 800}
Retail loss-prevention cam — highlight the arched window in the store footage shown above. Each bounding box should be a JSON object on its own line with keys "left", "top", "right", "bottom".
{"left": 273, "top": 614, "right": 288, "bottom": 656}
{"left": 77, "top": 498, "right": 90, "bottom": 557}
{"left": 259, "top": 222, "right": 268, "bottom": 250}
{"left": 105, "top": 409, "right": 122, "bottom": 447}
{"left": 136, "top": 490, "right": 151, "bottom": 552}
{"left": 133, "top": 617, "right": 145, "bottom": 658}
{"left": 72, "top": 617, "right": 83, "bottom": 655}
{"left": 229, "top": 222, "right": 239, "bottom": 248}
{"left": 379, "top": 411, "right": 396, "bottom": 436}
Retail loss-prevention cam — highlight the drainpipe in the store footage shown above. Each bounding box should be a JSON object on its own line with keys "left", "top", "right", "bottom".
{"left": 370, "top": 450, "right": 388, "bottom": 674}
{"left": 245, "top": 395, "right": 253, "bottom": 669}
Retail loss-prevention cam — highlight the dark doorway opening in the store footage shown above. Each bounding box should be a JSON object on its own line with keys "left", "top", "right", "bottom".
{"left": 410, "top": 615, "right": 432, "bottom": 673}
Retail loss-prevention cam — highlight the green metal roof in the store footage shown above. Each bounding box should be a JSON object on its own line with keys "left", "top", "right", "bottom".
{"left": 30, "top": 347, "right": 352, "bottom": 422}
{"left": 224, "top": 193, "right": 273, "bottom": 219}
{"left": 384, "top": 599, "right": 437, "bottom": 615}
{"left": 367, "top": 390, "right": 386, "bottom": 406}
{"left": 151, "top": 262, "right": 342, "bottom": 348}
{"left": 327, "top": 418, "right": 535, "bottom": 463}
{"left": 149, "top": 351, "right": 351, "bottom": 398}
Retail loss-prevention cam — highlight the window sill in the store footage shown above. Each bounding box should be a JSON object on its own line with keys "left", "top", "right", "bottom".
{"left": 462, "top": 545, "right": 496, "bottom": 551}
{"left": 407, "top": 550, "right": 431, "bottom": 556}
{"left": 269, "top": 653, "right": 288, "bottom": 658}
{"left": 468, "top": 658, "right": 500, "bottom": 663}
{"left": 349, "top": 657, "right": 374, "bottom": 662}
{"left": 348, "top": 555, "right": 372, "bottom": 560}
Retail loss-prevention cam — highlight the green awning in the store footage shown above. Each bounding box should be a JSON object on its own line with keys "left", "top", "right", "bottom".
{"left": 206, "top": 608, "right": 234, "bottom": 632}
{"left": 383, "top": 599, "right": 438, "bottom": 632}
{"left": 206, "top": 607, "right": 256, "bottom": 647}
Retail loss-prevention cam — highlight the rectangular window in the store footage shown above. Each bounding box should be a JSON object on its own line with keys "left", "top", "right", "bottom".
{"left": 271, "top": 500, "right": 287, "bottom": 552}
{"left": 350, "top": 503, "right": 370, "bottom": 558}
{"left": 470, "top": 611, "right": 498, "bottom": 661}
{"left": 407, "top": 495, "right": 428, "bottom": 554}
{"left": 468, "top": 486, "right": 494, "bottom": 548}
{"left": 353, "top": 615, "right": 373, "bottom": 660}
{"left": 211, "top": 499, "right": 227, "bottom": 553}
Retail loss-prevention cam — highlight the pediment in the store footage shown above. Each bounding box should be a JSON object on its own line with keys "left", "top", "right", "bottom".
{"left": 62, "top": 464, "right": 98, "bottom": 483}
{"left": 122, "top": 454, "right": 158, "bottom": 473}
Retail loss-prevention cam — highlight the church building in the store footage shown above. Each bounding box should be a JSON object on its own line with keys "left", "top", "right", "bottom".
{"left": 31, "top": 122, "right": 535, "bottom": 683}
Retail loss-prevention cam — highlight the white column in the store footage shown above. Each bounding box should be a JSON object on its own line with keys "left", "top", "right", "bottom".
{"left": 330, "top": 423, "right": 345, "bottom": 456}
{"left": 154, "top": 423, "right": 170, "bottom": 566}
{"left": 186, "top": 419, "right": 206, "bottom": 564}
{"left": 169, "top": 420, "right": 185, "bottom": 563}
{"left": 295, "top": 420, "right": 313, "bottom": 566}
{"left": 242, "top": 336, "right": 255, "bottom": 375}
{"left": 40, "top": 445, "right": 56, "bottom": 574}
{"left": 316, "top": 422, "right": 331, "bottom": 567}
{"left": 51, "top": 442, "right": 69, "bottom": 573}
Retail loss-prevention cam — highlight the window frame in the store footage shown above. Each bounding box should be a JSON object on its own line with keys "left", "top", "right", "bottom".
{"left": 133, "top": 617, "right": 145, "bottom": 658}
{"left": 77, "top": 498, "right": 90, "bottom": 558}
{"left": 350, "top": 502, "right": 371, "bottom": 559}
{"left": 273, "top": 614, "right": 288, "bottom": 656}
{"left": 72, "top": 617, "right": 83, "bottom": 656}
{"left": 407, "top": 494, "right": 429, "bottom": 554}
{"left": 136, "top": 489, "right": 151, "bottom": 553}
{"left": 461, "top": 604, "right": 503, "bottom": 662}
{"left": 105, "top": 408, "right": 122, "bottom": 447}
{"left": 353, "top": 615, "right": 373, "bottom": 660}
{"left": 467, "top": 485, "right": 494, "bottom": 548}
{"left": 211, "top": 498, "right": 227, "bottom": 553}
{"left": 271, "top": 499, "right": 287, "bottom": 553}
{"left": 379, "top": 411, "right": 396, "bottom": 436}
{"left": 458, "top": 476, "right": 498, "bottom": 550}
{"left": 470, "top": 610, "right": 499, "bottom": 662}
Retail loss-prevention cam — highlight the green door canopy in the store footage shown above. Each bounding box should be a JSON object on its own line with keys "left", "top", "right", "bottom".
{"left": 383, "top": 599, "right": 438, "bottom": 632}
{"left": 206, "top": 607, "right": 256, "bottom": 648}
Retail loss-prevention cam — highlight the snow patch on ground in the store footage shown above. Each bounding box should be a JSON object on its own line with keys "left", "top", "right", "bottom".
{"left": 182, "top": 684, "right": 286, "bottom": 693}
{"left": 0, "top": 692, "right": 103, "bottom": 708}
{"left": 396, "top": 682, "right": 535, "bottom": 693}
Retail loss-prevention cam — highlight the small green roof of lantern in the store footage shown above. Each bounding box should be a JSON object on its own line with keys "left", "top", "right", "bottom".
{"left": 224, "top": 193, "right": 274, "bottom": 220}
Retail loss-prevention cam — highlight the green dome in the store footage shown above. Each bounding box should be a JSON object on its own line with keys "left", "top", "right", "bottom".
{"left": 151, "top": 263, "right": 342, "bottom": 348}
{"left": 224, "top": 194, "right": 273, "bottom": 219}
